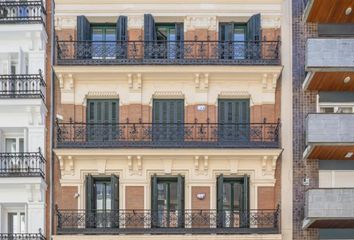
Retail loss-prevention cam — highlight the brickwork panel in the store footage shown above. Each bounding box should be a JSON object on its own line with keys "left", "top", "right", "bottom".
{"left": 258, "top": 187, "right": 275, "bottom": 209}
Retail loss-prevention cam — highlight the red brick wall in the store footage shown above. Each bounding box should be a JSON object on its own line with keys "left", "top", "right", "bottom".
{"left": 258, "top": 186, "right": 275, "bottom": 209}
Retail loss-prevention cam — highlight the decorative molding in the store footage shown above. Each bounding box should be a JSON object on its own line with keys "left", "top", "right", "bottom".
{"left": 84, "top": 91, "right": 119, "bottom": 103}
{"left": 195, "top": 73, "right": 209, "bottom": 91}
{"left": 261, "top": 16, "right": 281, "bottom": 29}
{"left": 261, "top": 155, "right": 278, "bottom": 176}
{"left": 127, "top": 156, "right": 143, "bottom": 176}
{"left": 218, "top": 91, "right": 250, "bottom": 99}
{"left": 185, "top": 16, "right": 217, "bottom": 31}
{"left": 55, "top": 16, "right": 77, "bottom": 30}
{"left": 97, "top": 159, "right": 107, "bottom": 174}
{"left": 229, "top": 159, "right": 239, "bottom": 174}
{"left": 153, "top": 91, "right": 184, "bottom": 99}
{"left": 128, "top": 15, "right": 144, "bottom": 29}
{"left": 194, "top": 155, "right": 209, "bottom": 176}
{"left": 58, "top": 155, "right": 75, "bottom": 176}
{"left": 262, "top": 73, "right": 279, "bottom": 92}
{"left": 128, "top": 73, "right": 142, "bottom": 92}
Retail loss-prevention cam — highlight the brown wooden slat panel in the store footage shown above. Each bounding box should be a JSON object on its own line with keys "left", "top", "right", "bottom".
{"left": 309, "top": 219, "right": 354, "bottom": 228}
{"left": 307, "top": 0, "right": 354, "bottom": 23}
{"left": 307, "top": 72, "right": 354, "bottom": 91}
{"left": 308, "top": 146, "right": 354, "bottom": 160}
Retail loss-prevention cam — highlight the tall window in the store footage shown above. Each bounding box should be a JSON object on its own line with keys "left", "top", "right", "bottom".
{"left": 8, "top": 212, "right": 26, "bottom": 233}
{"left": 151, "top": 175, "right": 184, "bottom": 228}
{"left": 217, "top": 175, "right": 249, "bottom": 228}
{"left": 152, "top": 99, "right": 184, "bottom": 142}
{"left": 91, "top": 25, "right": 116, "bottom": 59}
{"left": 86, "top": 99, "right": 119, "bottom": 141}
{"left": 219, "top": 23, "right": 247, "bottom": 60}
{"left": 85, "top": 175, "right": 119, "bottom": 228}
{"left": 155, "top": 23, "right": 183, "bottom": 59}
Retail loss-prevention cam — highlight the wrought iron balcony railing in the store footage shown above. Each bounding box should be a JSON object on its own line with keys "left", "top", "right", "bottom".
{"left": 56, "top": 40, "right": 281, "bottom": 65}
{"left": 0, "top": 151, "right": 46, "bottom": 178}
{"left": 56, "top": 122, "right": 280, "bottom": 148}
{"left": 0, "top": 1, "right": 46, "bottom": 24}
{"left": 0, "top": 233, "right": 45, "bottom": 240}
{"left": 0, "top": 233, "right": 46, "bottom": 240}
{"left": 0, "top": 71, "right": 46, "bottom": 99}
{"left": 57, "top": 208, "right": 280, "bottom": 234}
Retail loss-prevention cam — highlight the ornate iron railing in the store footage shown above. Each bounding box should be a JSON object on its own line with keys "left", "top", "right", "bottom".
{"left": 0, "top": 71, "right": 46, "bottom": 99}
{"left": 56, "top": 40, "right": 281, "bottom": 65}
{"left": 0, "top": 233, "right": 46, "bottom": 240}
{"left": 0, "top": 151, "right": 46, "bottom": 178}
{"left": 56, "top": 122, "right": 280, "bottom": 148}
{"left": 57, "top": 208, "right": 280, "bottom": 234}
{"left": 0, "top": 1, "right": 46, "bottom": 24}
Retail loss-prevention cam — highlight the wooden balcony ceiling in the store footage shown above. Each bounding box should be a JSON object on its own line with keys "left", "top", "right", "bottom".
{"left": 306, "top": 0, "right": 354, "bottom": 23}
{"left": 306, "top": 72, "right": 354, "bottom": 91}
{"left": 308, "top": 219, "right": 354, "bottom": 228}
{"left": 308, "top": 145, "right": 354, "bottom": 160}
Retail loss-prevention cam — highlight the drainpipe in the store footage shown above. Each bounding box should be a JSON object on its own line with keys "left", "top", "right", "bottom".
{"left": 49, "top": 0, "right": 55, "bottom": 238}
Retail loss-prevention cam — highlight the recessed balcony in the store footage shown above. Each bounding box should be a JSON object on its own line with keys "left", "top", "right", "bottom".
{"left": 304, "top": 113, "right": 354, "bottom": 160}
{"left": 56, "top": 122, "right": 281, "bottom": 149}
{"left": 304, "top": 38, "right": 354, "bottom": 91}
{"left": 0, "top": 151, "right": 46, "bottom": 178}
{"left": 303, "top": 188, "right": 354, "bottom": 229}
{"left": 0, "top": 1, "right": 46, "bottom": 25}
{"left": 303, "top": 0, "right": 354, "bottom": 23}
{"left": 56, "top": 40, "right": 281, "bottom": 65}
{"left": 0, "top": 72, "right": 46, "bottom": 100}
{"left": 56, "top": 208, "right": 280, "bottom": 235}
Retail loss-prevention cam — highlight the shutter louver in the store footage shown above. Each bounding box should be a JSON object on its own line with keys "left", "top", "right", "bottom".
{"left": 85, "top": 174, "right": 95, "bottom": 228}
{"left": 151, "top": 174, "right": 158, "bottom": 228}
{"left": 242, "top": 175, "right": 250, "bottom": 228}
{"left": 176, "top": 23, "right": 184, "bottom": 59}
{"left": 247, "top": 14, "right": 261, "bottom": 59}
{"left": 111, "top": 174, "right": 119, "bottom": 227}
{"left": 116, "top": 16, "right": 128, "bottom": 59}
{"left": 177, "top": 175, "right": 185, "bottom": 228}
{"left": 144, "top": 14, "right": 156, "bottom": 58}
{"left": 77, "top": 16, "right": 91, "bottom": 59}
{"left": 217, "top": 174, "right": 224, "bottom": 228}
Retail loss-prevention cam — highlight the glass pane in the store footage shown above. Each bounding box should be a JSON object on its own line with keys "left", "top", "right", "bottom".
{"left": 19, "top": 138, "right": 24, "bottom": 153}
{"left": 105, "top": 29, "right": 116, "bottom": 41}
{"left": 20, "top": 213, "right": 25, "bottom": 233}
{"left": 338, "top": 107, "right": 353, "bottom": 113}
{"left": 92, "top": 28, "right": 104, "bottom": 41}
{"left": 106, "top": 183, "right": 112, "bottom": 210}
{"left": 157, "top": 182, "right": 168, "bottom": 227}
{"left": 320, "top": 107, "right": 334, "bottom": 113}
{"left": 96, "top": 182, "right": 104, "bottom": 210}
{"left": 5, "top": 139, "right": 16, "bottom": 152}
{"left": 233, "top": 27, "right": 246, "bottom": 59}
{"left": 8, "top": 213, "right": 17, "bottom": 233}
{"left": 169, "top": 182, "right": 178, "bottom": 211}
{"left": 222, "top": 183, "right": 232, "bottom": 210}
{"left": 233, "top": 183, "right": 242, "bottom": 210}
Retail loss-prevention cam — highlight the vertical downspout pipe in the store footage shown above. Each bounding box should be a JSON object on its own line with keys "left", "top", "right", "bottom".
{"left": 49, "top": 0, "right": 55, "bottom": 238}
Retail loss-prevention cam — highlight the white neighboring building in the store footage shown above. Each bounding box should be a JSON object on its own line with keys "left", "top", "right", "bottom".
{"left": 0, "top": 0, "right": 47, "bottom": 239}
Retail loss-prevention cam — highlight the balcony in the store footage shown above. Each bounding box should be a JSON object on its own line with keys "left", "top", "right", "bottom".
{"left": 305, "top": 113, "right": 354, "bottom": 160}
{"left": 303, "top": 188, "right": 354, "bottom": 229}
{"left": 0, "top": 233, "right": 46, "bottom": 240}
{"left": 0, "top": 1, "right": 46, "bottom": 24}
{"left": 0, "top": 72, "right": 46, "bottom": 99}
{"left": 303, "top": 0, "right": 354, "bottom": 23}
{"left": 0, "top": 151, "right": 46, "bottom": 178}
{"left": 304, "top": 38, "right": 354, "bottom": 91}
{"left": 56, "top": 122, "right": 280, "bottom": 149}
{"left": 56, "top": 208, "right": 280, "bottom": 234}
{"left": 56, "top": 40, "right": 281, "bottom": 65}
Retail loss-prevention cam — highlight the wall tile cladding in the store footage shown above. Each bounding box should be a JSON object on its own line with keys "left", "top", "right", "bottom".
{"left": 292, "top": 0, "right": 319, "bottom": 239}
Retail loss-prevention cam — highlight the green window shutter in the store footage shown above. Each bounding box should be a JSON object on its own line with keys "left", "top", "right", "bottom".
{"left": 217, "top": 174, "right": 224, "bottom": 228}
{"left": 110, "top": 174, "right": 119, "bottom": 228}
{"left": 116, "top": 16, "right": 128, "bottom": 41}
{"left": 85, "top": 174, "right": 95, "bottom": 228}
{"left": 218, "top": 99, "right": 250, "bottom": 124}
{"left": 247, "top": 14, "right": 261, "bottom": 41}
{"left": 87, "top": 99, "right": 119, "bottom": 123}
{"left": 151, "top": 174, "right": 158, "bottom": 228}
{"left": 177, "top": 175, "right": 185, "bottom": 227}
{"left": 242, "top": 175, "right": 250, "bottom": 228}
{"left": 77, "top": 16, "right": 91, "bottom": 41}
{"left": 153, "top": 99, "right": 184, "bottom": 124}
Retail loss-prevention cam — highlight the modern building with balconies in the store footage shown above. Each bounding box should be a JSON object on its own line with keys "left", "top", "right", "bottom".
{"left": 0, "top": 0, "right": 49, "bottom": 238}
{"left": 52, "top": 1, "right": 289, "bottom": 240}
{"left": 297, "top": 0, "right": 354, "bottom": 239}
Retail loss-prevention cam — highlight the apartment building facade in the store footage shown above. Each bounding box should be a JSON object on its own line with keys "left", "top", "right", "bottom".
{"left": 294, "top": 0, "right": 354, "bottom": 239}
{"left": 52, "top": 0, "right": 291, "bottom": 240}
{"left": 0, "top": 0, "right": 50, "bottom": 239}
